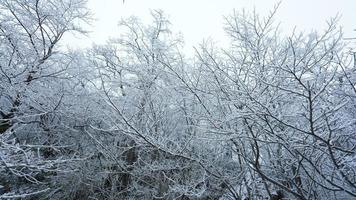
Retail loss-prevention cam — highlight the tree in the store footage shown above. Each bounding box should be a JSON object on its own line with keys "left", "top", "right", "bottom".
{"left": 188, "top": 5, "right": 356, "bottom": 199}
{"left": 0, "top": 0, "right": 91, "bottom": 198}
{"left": 1, "top": 2, "right": 355, "bottom": 199}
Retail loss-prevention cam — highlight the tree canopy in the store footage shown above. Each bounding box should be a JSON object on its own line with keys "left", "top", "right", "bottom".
{"left": 0, "top": 1, "right": 355, "bottom": 199}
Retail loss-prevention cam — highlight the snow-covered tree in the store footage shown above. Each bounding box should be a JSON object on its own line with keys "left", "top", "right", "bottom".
{"left": 1, "top": 2, "right": 355, "bottom": 199}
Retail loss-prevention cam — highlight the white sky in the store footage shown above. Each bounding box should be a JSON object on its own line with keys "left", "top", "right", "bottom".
{"left": 62, "top": 0, "right": 356, "bottom": 51}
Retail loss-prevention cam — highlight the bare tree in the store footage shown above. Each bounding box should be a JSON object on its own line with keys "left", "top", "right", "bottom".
{"left": 1, "top": 2, "right": 355, "bottom": 199}
{"left": 188, "top": 5, "right": 356, "bottom": 199}
{"left": 0, "top": 0, "right": 91, "bottom": 198}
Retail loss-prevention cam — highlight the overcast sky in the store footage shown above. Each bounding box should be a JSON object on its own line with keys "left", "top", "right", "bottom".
{"left": 63, "top": 0, "right": 356, "bottom": 51}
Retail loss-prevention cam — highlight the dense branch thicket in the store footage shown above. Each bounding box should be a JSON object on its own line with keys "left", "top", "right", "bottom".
{"left": 0, "top": 1, "right": 355, "bottom": 199}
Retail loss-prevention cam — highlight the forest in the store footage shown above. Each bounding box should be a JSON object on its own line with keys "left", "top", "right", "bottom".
{"left": 0, "top": 0, "right": 355, "bottom": 199}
